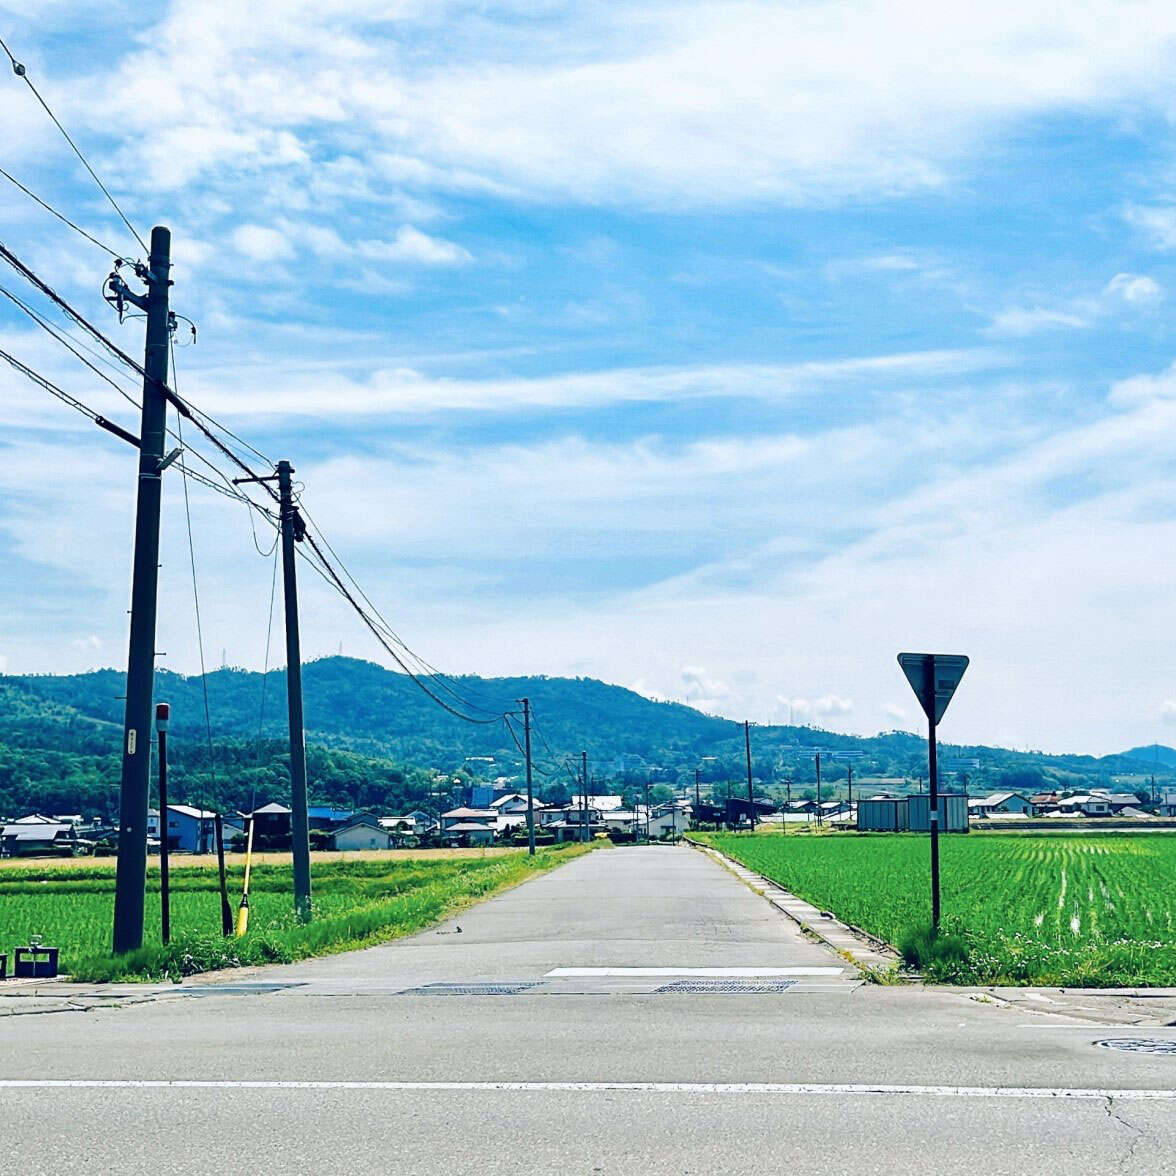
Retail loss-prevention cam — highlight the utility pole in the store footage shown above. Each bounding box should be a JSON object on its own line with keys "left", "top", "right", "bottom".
{"left": 814, "top": 753, "right": 822, "bottom": 827}
{"left": 744, "top": 721, "right": 754, "bottom": 832}
{"left": 112, "top": 226, "right": 173, "bottom": 956}
{"left": 521, "top": 699, "right": 536, "bottom": 856}
{"left": 278, "top": 461, "right": 312, "bottom": 920}
{"left": 644, "top": 778, "right": 651, "bottom": 842}
{"left": 847, "top": 762, "right": 854, "bottom": 811}
{"left": 155, "top": 702, "right": 170, "bottom": 945}
{"left": 694, "top": 767, "right": 701, "bottom": 809}
{"left": 581, "top": 750, "right": 589, "bottom": 842}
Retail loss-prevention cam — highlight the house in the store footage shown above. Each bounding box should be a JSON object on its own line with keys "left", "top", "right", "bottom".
{"left": 248, "top": 802, "right": 292, "bottom": 847}
{"left": 378, "top": 815, "right": 417, "bottom": 833}
{"left": 148, "top": 805, "right": 242, "bottom": 853}
{"left": 332, "top": 815, "right": 395, "bottom": 852}
{"left": 490, "top": 793, "right": 533, "bottom": 832}
{"left": 1162, "top": 793, "right": 1176, "bottom": 818}
{"left": 547, "top": 804, "right": 608, "bottom": 842}
{"left": 649, "top": 803, "right": 690, "bottom": 838}
{"left": 1, "top": 821, "right": 81, "bottom": 857}
{"left": 969, "top": 792, "right": 1035, "bottom": 818}
{"left": 1056, "top": 794, "right": 1111, "bottom": 817}
{"left": 307, "top": 806, "right": 355, "bottom": 831}
{"left": 440, "top": 807, "right": 498, "bottom": 846}
{"left": 570, "top": 794, "right": 625, "bottom": 812}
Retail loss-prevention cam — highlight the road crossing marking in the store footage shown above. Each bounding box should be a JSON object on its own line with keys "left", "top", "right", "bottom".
{"left": 2, "top": 1080, "right": 1173, "bottom": 1100}
{"left": 544, "top": 967, "right": 844, "bottom": 977}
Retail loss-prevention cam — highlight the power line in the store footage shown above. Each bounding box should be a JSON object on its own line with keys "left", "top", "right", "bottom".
{"left": 171, "top": 341, "right": 219, "bottom": 791}
{"left": 0, "top": 34, "right": 147, "bottom": 255}
{"left": 0, "top": 164, "right": 124, "bottom": 258}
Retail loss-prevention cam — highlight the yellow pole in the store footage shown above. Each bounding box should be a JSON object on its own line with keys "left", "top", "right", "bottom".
{"left": 235, "top": 817, "right": 255, "bottom": 937}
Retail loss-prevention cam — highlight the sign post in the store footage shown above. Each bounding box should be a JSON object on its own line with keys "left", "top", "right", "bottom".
{"left": 897, "top": 653, "right": 969, "bottom": 931}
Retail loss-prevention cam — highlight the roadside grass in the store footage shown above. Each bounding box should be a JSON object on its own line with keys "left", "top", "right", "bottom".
{"left": 697, "top": 832, "right": 1176, "bottom": 986}
{"left": 0, "top": 843, "right": 594, "bottom": 982}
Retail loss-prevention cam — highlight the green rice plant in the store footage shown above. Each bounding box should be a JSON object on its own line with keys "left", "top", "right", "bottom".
{"left": 699, "top": 832, "right": 1176, "bottom": 986}
{"left": 0, "top": 843, "right": 594, "bottom": 981}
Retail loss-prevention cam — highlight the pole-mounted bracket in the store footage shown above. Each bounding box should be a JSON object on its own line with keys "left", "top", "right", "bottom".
{"left": 158, "top": 447, "right": 183, "bottom": 472}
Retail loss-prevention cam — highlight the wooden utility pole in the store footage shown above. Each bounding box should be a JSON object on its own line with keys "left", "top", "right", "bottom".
{"left": 112, "top": 226, "right": 173, "bottom": 955}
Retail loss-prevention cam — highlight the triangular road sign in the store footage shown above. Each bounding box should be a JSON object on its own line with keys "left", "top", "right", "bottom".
{"left": 898, "top": 652, "right": 969, "bottom": 727}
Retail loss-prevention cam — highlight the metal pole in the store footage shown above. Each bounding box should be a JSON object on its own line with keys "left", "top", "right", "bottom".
{"left": 113, "top": 226, "right": 172, "bottom": 956}
{"left": 847, "top": 763, "right": 853, "bottom": 811}
{"left": 744, "top": 721, "right": 754, "bottom": 832}
{"left": 155, "top": 703, "right": 170, "bottom": 945}
{"left": 214, "top": 813, "right": 232, "bottom": 936}
{"left": 277, "top": 460, "right": 312, "bottom": 921}
{"left": 928, "top": 704, "right": 941, "bottom": 931}
{"left": 522, "top": 699, "right": 536, "bottom": 856}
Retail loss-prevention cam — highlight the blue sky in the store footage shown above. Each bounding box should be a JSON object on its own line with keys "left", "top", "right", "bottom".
{"left": 4, "top": 1, "right": 1176, "bottom": 754}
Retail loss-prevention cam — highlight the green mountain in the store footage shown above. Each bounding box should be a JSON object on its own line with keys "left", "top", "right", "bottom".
{"left": 0, "top": 657, "right": 1169, "bottom": 821}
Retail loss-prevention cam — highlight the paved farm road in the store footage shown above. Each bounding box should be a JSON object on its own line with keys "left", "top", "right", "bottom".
{"left": 3, "top": 845, "right": 1176, "bottom": 1174}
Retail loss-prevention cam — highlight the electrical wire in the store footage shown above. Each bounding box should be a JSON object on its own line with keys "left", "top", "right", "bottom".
{"left": 0, "top": 164, "right": 125, "bottom": 259}
{"left": 0, "top": 34, "right": 148, "bottom": 255}
{"left": 171, "top": 339, "right": 219, "bottom": 786}
{"left": 0, "top": 343, "right": 107, "bottom": 426}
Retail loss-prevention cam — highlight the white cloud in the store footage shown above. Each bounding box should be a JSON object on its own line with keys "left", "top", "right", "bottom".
{"left": 882, "top": 703, "right": 909, "bottom": 722}
{"left": 362, "top": 225, "right": 471, "bottom": 266}
{"left": 1161, "top": 700, "right": 1176, "bottom": 724}
{"left": 173, "top": 348, "right": 999, "bottom": 419}
{"left": 1124, "top": 204, "right": 1176, "bottom": 250}
{"left": 782, "top": 695, "right": 855, "bottom": 720}
{"left": 1104, "top": 273, "right": 1163, "bottom": 304}
{"left": 1108, "top": 361, "right": 1176, "bottom": 405}
{"left": 35, "top": 1, "right": 1176, "bottom": 211}
{"left": 985, "top": 307, "right": 1091, "bottom": 337}
{"left": 231, "top": 225, "right": 295, "bottom": 261}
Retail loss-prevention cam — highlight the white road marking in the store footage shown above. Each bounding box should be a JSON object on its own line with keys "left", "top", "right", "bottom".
{"left": 0, "top": 1079, "right": 1173, "bottom": 1100}
{"left": 545, "top": 967, "right": 843, "bottom": 977}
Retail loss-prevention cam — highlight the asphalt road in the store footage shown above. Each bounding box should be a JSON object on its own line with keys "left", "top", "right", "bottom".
{"left": 3, "top": 844, "right": 1176, "bottom": 1174}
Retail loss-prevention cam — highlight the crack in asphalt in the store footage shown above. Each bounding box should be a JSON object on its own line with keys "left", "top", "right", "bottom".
{"left": 1104, "top": 1096, "right": 1146, "bottom": 1171}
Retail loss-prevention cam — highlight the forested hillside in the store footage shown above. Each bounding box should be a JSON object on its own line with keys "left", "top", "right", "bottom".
{"left": 0, "top": 657, "right": 1170, "bottom": 820}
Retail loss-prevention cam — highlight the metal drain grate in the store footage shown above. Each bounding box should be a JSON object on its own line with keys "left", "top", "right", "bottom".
{"left": 1096, "top": 1038, "right": 1176, "bottom": 1056}
{"left": 655, "top": 979, "right": 798, "bottom": 994}
{"left": 397, "top": 981, "right": 544, "bottom": 996}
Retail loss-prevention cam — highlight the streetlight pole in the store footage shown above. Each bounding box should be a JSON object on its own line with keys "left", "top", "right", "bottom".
{"left": 521, "top": 699, "right": 536, "bottom": 856}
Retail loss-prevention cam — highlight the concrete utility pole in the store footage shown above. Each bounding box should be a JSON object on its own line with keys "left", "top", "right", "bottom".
{"left": 581, "top": 750, "right": 589, "bottom": 842}
{"left": 694, "top": 767, "right": 701, "bottom": 809}
{"left": 814, "top": 753, "right": 822, "bottom": 827}
{"left": 112, "top": 226, "right": 172, "bottom": 955}
{"left": 847, "top": 762, "right": 854, "bottom": 811}
{"left": 744, "top": 721, "right": 754, "bottom": 832}
{"left": 278, "top": 460, "right": 312, "bottom": 921}
{"left": 155, "top": 702, "right": 171, "bottom": 945}
{"left": 521, "top": 699, "right": 536, "bottom": 856}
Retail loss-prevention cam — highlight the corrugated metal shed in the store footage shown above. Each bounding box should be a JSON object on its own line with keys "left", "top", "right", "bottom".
{"left": 856, "top": 798, "right": 909, "bottom": 832}
{"left": 908, "top": 793, "right": 969, "bottom": 832}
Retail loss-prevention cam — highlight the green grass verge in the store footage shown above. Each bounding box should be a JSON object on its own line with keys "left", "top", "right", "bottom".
{"left": 0, "top": 843, "right": 595, "bottom": 982}
{"left": 696, "top": 831, "right": 1176, "bottom": 986}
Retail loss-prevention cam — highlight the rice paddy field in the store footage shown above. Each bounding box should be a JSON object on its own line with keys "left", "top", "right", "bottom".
{"left": 0, "top": 843, "right": 590, "bottom": 981}
{"left": 701, "top": 832, "right": 1176, "bottom": 986}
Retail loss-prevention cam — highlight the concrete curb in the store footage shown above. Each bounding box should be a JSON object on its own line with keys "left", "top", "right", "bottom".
{"left": 687, "top": 839, "right": 903, "bottom": 977}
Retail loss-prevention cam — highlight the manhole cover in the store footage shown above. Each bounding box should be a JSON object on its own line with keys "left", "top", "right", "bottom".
{"left": 397, "top": 981, "right": 543, "bottom": 996}
{"left": 655, "top": 979, "right": 797, "bottom": 994}
{"left": 1096, "top": 1038, "right": 1176, "bottom": 1056}
{"left": 183, "top": 983, "right": 304, "bottom": 997}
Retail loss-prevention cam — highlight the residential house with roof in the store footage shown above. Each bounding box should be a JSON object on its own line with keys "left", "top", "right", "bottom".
{"left": 332, "top": 814, "right": 395, "bottom": 852}
{"left": 0, "top": 820, "right": 81, "bottom": 857}
{"left": 440, "top": 807, "right": 498, "bottom": 846}
{"left": 148, "top": 806, "right": 243, "bottom": 853}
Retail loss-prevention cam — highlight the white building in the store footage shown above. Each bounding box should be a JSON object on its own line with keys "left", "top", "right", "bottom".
{"left": 333, "top": 815, "right": 395, "bottom": 852}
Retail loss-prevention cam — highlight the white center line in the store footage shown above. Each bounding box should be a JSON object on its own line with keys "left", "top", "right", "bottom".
{"left": 0, "top": 1079, "right": 1173, "bottom": 1100}
{"left": 544, "top": 967, "right": 844, "bottom": 978}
